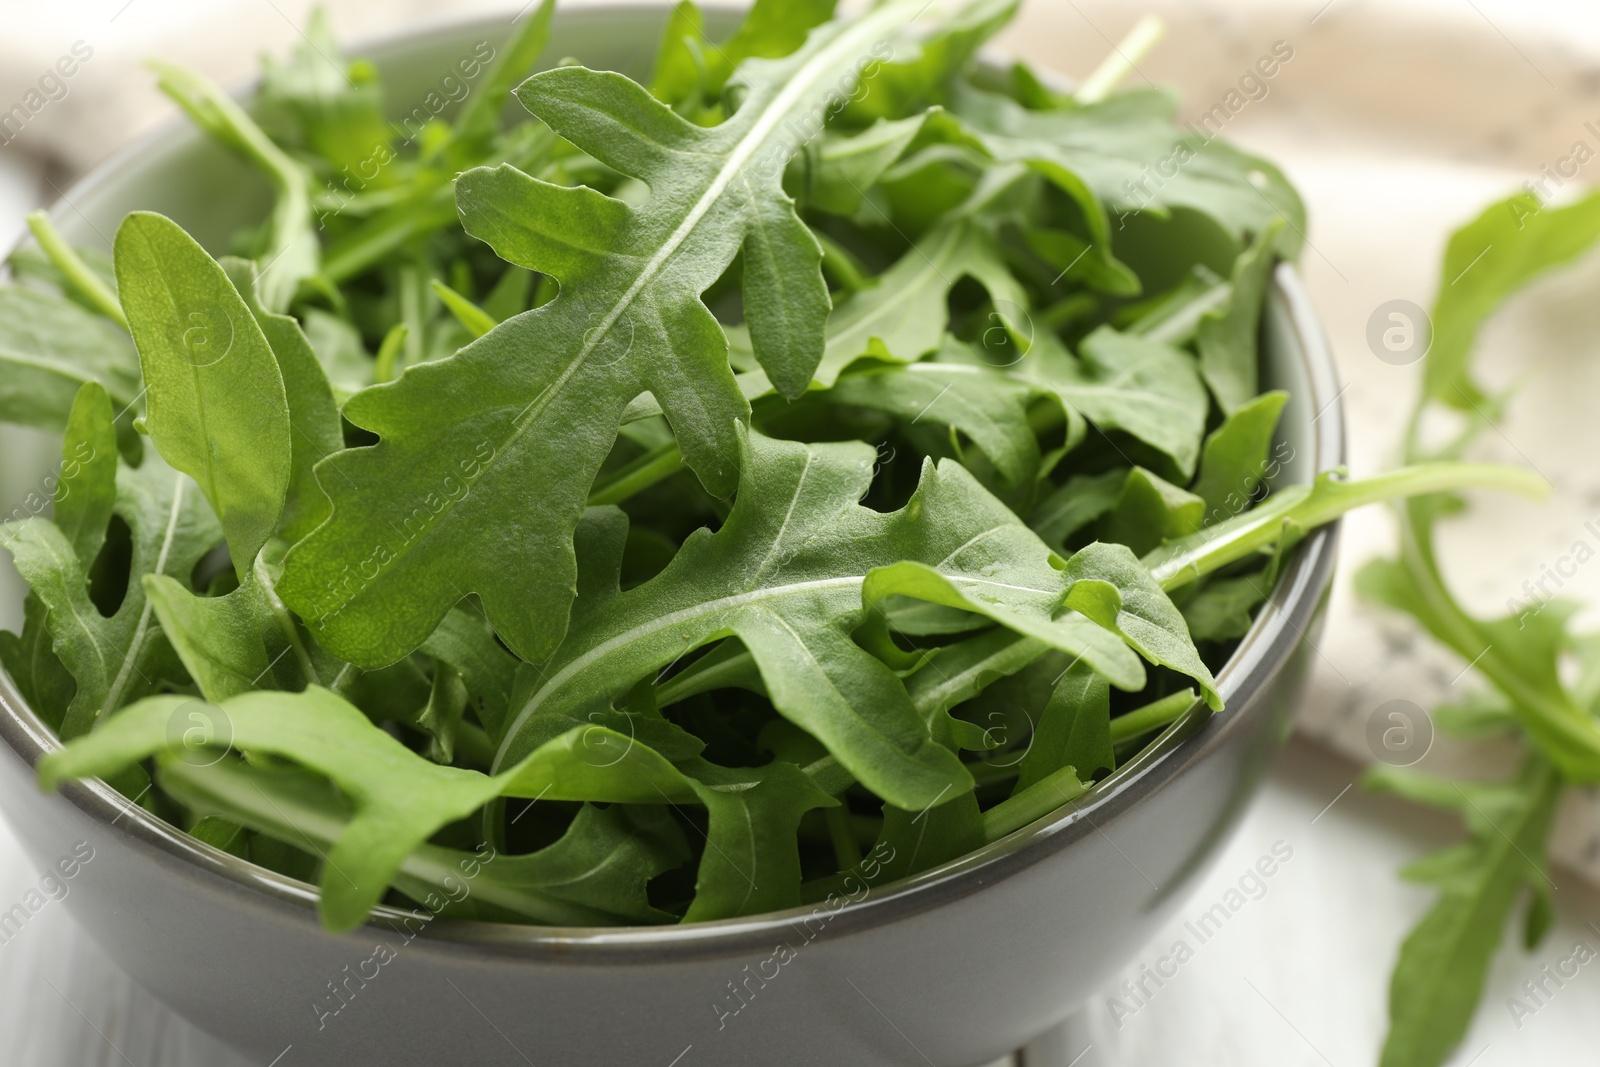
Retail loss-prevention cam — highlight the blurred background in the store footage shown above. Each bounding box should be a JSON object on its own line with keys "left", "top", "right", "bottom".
{"left": 4, "top": 0, "right": 1600, "bottom": 1063}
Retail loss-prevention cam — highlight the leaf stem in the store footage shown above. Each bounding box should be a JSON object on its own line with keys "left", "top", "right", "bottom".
{"left": 1073, "top": 16, "right": 1165, "bottom": 105}
{"left": 1146, "top": 463, "right": 1548, "bottom": 591}
{"left": 25, "top": 212, "right": 129, "bottom": 331}
{"left": 981, "top": 764, "right": 1089, "bottom": 841}
{"left": 588, "top": 442, "right": 685, "bottom": 506}
{"left": 1109, "top": 688, "right": 1197, "bottom": 745}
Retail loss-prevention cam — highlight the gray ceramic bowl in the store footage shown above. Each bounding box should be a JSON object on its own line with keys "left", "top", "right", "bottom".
{"left": 0, "top": 5, "right": 1344, "bottom": 1066}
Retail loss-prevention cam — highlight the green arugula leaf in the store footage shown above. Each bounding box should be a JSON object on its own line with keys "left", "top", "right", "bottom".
{"left": 800, "top": 114, "right": 929, "bottom": 216}
{"left": 223, "top": 259, "right": 341, "bottom": 542}
{"left": 1426, "top": 187, "right": 1600, "bottom": 414}
{"left": 1027, "top": 470, "right": 1122, "bottom": 551}
{"left": 54, "top": 383, "right": 120, "bottom": 562}
{"left": 1047, "top": 326, "right": 1209, "bottom": 479}
{"left": 115, "top": 213, "right": 294, "bottom": 574}
{"left": 499, "top": 428, "right": 1148, "bottom": 809}
{"left": 4, "top": 455, "right": 221, "bottom": 739}
{"left": 949, "top": 82, "right": 1305, "bottom": 258}
{"left": 144, "top": 548, "right": 316, "bottom": 702}
{"left": 1062, "top": 541, "right": 1218, "bottom": 708}
{"left": 828, "top": 357, "right": 1042, "bottom": 489}
{"left": 255, "top": 7, "right": 392, "bottom": 179}
{"left": 451, "top": 0, "right": 557, "bottom": 150}
{"left": 1366, "top": 758, "right": 1561, "bottom": 1067}
{"left": 1098, "top": 467, "right": 1203, "bottom": 557}
{"left": 0, "top": 593, "right": 76, "bottom": 731}
{"left": 652, "top": 0, "right": 837, "bottom": 109}
{"left": 281, "top": 1, "right": 961, "bottom": 667}
{"left": 1190, "top": 390, "right": 1287, "bottom": 522}
{"left": 0, "top": 286, "right": 142, "bottom": 453}
{"left": 1177, "top": 574, "right": 1268, "bottom": 643}
{"left": 1197, "top": 224, "right": 1279, "bottom": 412}
{"left": 1015, "top": 657, "right": 1111, "bottom": 792}
{"left": 164, "top": 755, "right": 686, "bottom": 924}
{"left": 848, "top": 0, "right": 1019, "bottom": 121}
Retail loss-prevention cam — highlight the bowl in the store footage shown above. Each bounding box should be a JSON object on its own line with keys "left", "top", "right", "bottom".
{"left": 0, "top": 5, "right": 1344, "bottom": 1065}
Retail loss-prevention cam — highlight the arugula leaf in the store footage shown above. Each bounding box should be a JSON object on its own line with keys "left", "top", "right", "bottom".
{"left": 0, "top": 286, "right": 142, "bottom": 452}
{"left": 164, "top": 756, "right": 686, "bottom": 924}
{"left": 949, "top": 82, "right": 1305, "bottom": 258}
{"left": 1098, "top": 467, "right": 1203, "bottom": 557}
{"left": 498, "top": 428, "right": 1146, "bottom": 809}
{"left": 1197, "top": 225, "right": 1279, "bottom": 412}
{"left": 1426, "top": 187, "right": 1600, "bottom": 414}
{"left": 54, "top": 383, "right": 120, "bottom": 562}
{"left": 144, "top": 549, "right": 315, "bottom": 702}
{"left": 281, "top": 1, "right": 958, "bottom": 667}
{"left": 1027, "top": 471, "right": 1122, "bottom": 551}
{"left": 1046, "top": 326, "right": 1209, "bottom": 479}
{"left": 652, "top": 0, "right": 837, "bottom": 110}
{"left": 451, "top": 0, "right": 557, "bottom": 150}
{"left": 40, "top": 686, "right": 518, "bottom": 929}
{"left": 1177, "top": 574, "right": 1268, "bottom": 643}
{"left": 800, "top": 114, "right": 929, "bottom": 216}
{"left": 1062, "top": 541, "right": 1218, "bottom": 708}
{"left": 848, "top": 0, "right": 1019, "bottom": 121}
{"left": 224, "top": 260, "right": 341, "bottom": 541}
{"left": 0, "top": 594, "right": 76, "bottom": 731}
{"left": 1015, "top": 658, "right": 1110, "bottom": 792}
{"left": 828, "top": 357, "right": 1043, "bottom": 489}
{"left": 255, "top": 7, "right": 391, "bottom": 179}
{"left": 0, "top": 386, "right": 118, "bottom": 728}
{"left": 1190, "top": 390, "right": 1287, "bottom": 522}
{"left": 1366, "top": 758, "right": 1561, "bottom": 1067}
{"left": 4, "top": 455, "right": 221, "bottom": 740}
{"left": 115, "top": 213, "right": 293, "bottom": 574}
{"left": 814, "top": 216, "right": 1022, "bottom": 383}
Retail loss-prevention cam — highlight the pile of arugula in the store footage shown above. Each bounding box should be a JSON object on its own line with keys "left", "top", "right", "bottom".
{"left": 0, "top": 0, "right": 1533, "bottom": 936}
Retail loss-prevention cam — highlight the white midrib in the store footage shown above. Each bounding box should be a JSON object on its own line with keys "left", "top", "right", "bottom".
{"left": 98, "top": 473, "right": 186, "bottom": 722}
{"left": 505, "top": 0, "right": 920, "bottom": 436}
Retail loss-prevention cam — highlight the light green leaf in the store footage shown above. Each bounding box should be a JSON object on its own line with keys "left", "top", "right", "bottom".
{"left": 223, "top": 259, "right": 342, "bottom": 542}
{"left": 54, "top": 383, "right": 120, "bottom": 563}
{"left": 1367, "top": 758, "right": 1561, "bottom": 1067}
{"left": 1063, "top": 541, "right": 1218, "bottom": 708}
{"left": 950, "top": 82, "right": 1305, "bottom": 257}
{"left": 3, "top": 456, "right": 221, "bottom": 739}
{"left": 1015, "top": 657, "right": 1110, "bottom": 792}
{"left": 115, "top": 213, "right": 293, "bottom": 575}
{"left": 1198, "top": 224, "right": 1279, "bottom": 412}
{"left": 143, "top": 549, "right": 315, "bottom": 702}
{"left": 0, "top": 287, "right": 142, "bottom": 452}
{"left": 1426, "top": 187, "right": 1600, "bottom": 413}
{"left": 1027, "top": 470, "right": 1122, "bottom": 551}
{"left": 1190, "top": 390, "right": 1287, "bottom": 521}
{"left": 1098, "top": 467, "right": 1204, "bottom": 557}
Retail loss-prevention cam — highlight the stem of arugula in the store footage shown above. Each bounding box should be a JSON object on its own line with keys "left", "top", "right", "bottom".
{"left": 25, "top": 212, "right": 129, "bottom": 330}
{"left": 589, "top": 442, "right": 685, "bottom": 506}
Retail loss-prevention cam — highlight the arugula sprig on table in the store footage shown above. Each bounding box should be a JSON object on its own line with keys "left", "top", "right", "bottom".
{"left": 1355, "top": 186, "right": 1600, "bottom": 1067}
{"left": 0, "top": 0, "right": 1536, "bottom": 934}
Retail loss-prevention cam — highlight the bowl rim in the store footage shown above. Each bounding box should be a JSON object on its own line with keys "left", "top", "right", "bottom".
{"left": 0, "top": 3, "right": 1345, "bottom": 963}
